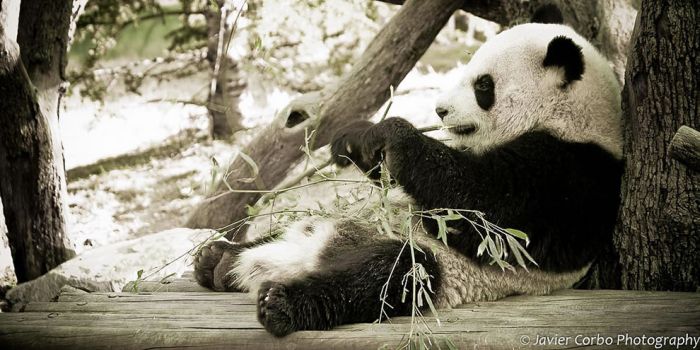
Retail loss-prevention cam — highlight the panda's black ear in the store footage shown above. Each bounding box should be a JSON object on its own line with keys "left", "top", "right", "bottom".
{"left": 531, "top": 3, "right": 564, "bottom": 24}
{"left": 543, "top": 36, "right": 585, "bottom": 87}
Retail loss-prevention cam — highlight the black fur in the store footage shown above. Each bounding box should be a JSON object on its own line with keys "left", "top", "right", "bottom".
{"left": 531, "top": 3, "right": 564, "bottom": 24}
{"left": 257, "top": 237, "right": 440, "bottom": 336}
{"left": 474, "top": 74, "right": 495, "bottom": 110}
{"left": 331, "top": 117, "right": 622, "bottom": 273}
{"left": 543, "top": 36, "right": 585, "bottom": 87}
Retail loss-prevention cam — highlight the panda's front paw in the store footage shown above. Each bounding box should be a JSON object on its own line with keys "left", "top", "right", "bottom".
{"left": 360, "top": 117, "right": 417, "bottom": 172}
{"left": 331, "top": 120, "right": 373, "bottom": 167}
{"left": 257, "top": 281, "right": 297, "bottom": 337}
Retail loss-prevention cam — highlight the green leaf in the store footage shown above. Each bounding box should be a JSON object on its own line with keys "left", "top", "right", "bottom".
{"left": 136, "top": 269, "right": 144, "bottom": 279}
{"left": 517, "top": 242, "right": 539, "bottom": 266}
{"left": 487, "top": 236, "right": 498, "bottom": 258}
{"left": 423, "top": 289, "right": 440, "bottom": 326}
{"left": 412, "top": 242, "right": 426, "bottom": 255}
{"left": 505, "top": 228, "right": 529, "bottom": 242}
{"left": 506, "top": 235, "right": 527, "bottom": 271}
{"left": 245, "top": 204, "right": 259, "bottom": 216}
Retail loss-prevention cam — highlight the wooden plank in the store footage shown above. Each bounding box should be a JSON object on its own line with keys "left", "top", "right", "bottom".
{"left": 24, "top": 301, "right": 256, "bottom": 314}
{"left": 2, "top": 323, "right": 698, "bottom": 350}
{"left": 121, "top": 279, "right": 211, "bottom": 293}
{"left": 0, "top": 310, "right": 697, "bottom": 333}
{"left": 2, "top": 289, "right": 700, "bottom": 349}
{"left": 58, "top": 290, "right": 255, "bottom": 304}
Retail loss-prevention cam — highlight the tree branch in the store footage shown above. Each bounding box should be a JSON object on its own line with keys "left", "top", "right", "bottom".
{"left": 79, "top": 9, "right": 206, "bottom": 28}
{"left": 669, "top": 126, "right": 700, "bottom": 172}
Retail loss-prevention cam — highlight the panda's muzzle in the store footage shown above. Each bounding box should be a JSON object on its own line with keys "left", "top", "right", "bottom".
{"left": 447, "top": 124, "right": 478, "bottom": 136}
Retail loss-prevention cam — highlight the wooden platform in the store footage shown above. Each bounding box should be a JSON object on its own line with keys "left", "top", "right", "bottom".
{"left": 1, "top": 273, "right": 699, "bottom": 349}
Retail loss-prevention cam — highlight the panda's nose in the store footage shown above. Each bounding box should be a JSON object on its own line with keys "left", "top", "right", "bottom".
{"left": 435, "top": 107, "right": 449, "bottom": 120}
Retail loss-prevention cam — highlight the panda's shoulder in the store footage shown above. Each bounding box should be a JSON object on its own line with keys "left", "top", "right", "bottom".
{"left": 491, "top": 130, "right": 621, "bottom": 169}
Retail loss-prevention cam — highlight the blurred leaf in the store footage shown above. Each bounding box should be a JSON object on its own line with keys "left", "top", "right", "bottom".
{"left": 443, "top": 209, "right": 462, "bottom": 221}
{"left": 477, "top": 239, "right": 487, "bottom": 257}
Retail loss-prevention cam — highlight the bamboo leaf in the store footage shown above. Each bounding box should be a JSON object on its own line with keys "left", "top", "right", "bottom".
{"left": 487, "top": 236, "right": 498, "bottom": 258}
{"left": 423, "top": 289, "right": 441, "bottom": 327}
{"left": 477, "top": 239, "right": 488, "bottom": 257}
{"left": 436, "top": 217, "right": 448, "bottom": 246}
{"left": 506, "top": 235, "right": 527, "bottom": 271}
{"left": 505, "top": 228, "right": 529, "bottom": 242}
{"left": 517, "top": 241, "right": 539, "bottom": 266}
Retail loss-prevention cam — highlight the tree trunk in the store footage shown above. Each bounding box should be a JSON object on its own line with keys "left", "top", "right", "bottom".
{"left": 613, "top": 0, "right": 699, "bottom": 291}
{"left": 186, "top": 0, "right": 464, "bottom": 238}
{"left": 0, "top": 0, "right": 76, "bottom": 282}
{"left": 205, "top": 0, "right": 244, "bottom": 139}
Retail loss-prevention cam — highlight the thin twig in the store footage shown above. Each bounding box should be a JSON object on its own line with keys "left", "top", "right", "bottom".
{"left": 252, "top": 124, "right": 456, "bottom": 208}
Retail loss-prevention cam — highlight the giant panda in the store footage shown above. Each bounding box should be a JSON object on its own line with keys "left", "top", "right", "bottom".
{"left": 193, "top": 15, "right": 623, "bottom": 337}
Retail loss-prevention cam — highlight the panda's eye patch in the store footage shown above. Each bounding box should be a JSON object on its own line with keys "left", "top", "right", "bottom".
{"left": 474, "top": 74, "right": 495, "bottom": 111}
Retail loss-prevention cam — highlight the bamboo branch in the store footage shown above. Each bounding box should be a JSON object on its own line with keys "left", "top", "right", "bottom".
{"left": 254, "top": 124, "right": 453, "bottom": 208}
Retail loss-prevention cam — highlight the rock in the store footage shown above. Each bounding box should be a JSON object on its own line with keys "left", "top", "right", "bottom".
{"left": 6, "top": 228, "right": 217, "bottom": 310}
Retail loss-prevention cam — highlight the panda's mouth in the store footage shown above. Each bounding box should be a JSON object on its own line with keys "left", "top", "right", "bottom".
{"left": 446, "top": 124, "right": 478, "bottom": 136}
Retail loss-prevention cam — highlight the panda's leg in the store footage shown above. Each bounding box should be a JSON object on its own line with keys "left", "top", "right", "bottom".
{"left": 194, "top": 236, "right": 274, "bottom": 292}
{"left": 196, "top": 218, "right": 341, "bottom": 293}
{"left": 256, "top": 239, "right": 441, "bottom": 337}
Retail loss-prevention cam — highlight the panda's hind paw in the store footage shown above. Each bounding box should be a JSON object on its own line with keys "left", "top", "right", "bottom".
{"left": 257, "top": 281, "right": 297, "bottom": 337}
{"left": 193, "top": 240, "right": 239, "bottom": 291}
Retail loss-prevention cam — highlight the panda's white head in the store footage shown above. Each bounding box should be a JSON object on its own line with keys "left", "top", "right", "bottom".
{"left": 436, "top": 23, "right": 622, "bottom": 158}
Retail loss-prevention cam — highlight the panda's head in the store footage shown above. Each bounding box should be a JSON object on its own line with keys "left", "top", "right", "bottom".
{"left": 435, "top": 23, "right": 622, "bottom": 157}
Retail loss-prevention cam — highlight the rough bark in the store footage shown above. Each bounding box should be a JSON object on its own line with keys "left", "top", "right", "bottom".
{"left": 613, "top": 0, "right": 699, "bottom": 291}
{"left": 17, "top": 0, "right": 74, "bottom": 175}
{"left": 186, "top": 0, "right": 464, "bottom": 238}
{"left": 205, "top": 0, "right": 245, "bottom": 139}
{"left": 0, "top": 38, "right": 74, "bottom": 282}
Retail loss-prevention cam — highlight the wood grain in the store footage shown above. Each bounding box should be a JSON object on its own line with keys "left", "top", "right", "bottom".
{"left": 1, "top": 285, "right": 699, "bottom": 349}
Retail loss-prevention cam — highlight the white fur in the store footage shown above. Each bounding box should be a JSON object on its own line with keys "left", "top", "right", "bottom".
{"left": 230, "top": 218, "right": 336, "bottom": 295}
{"left": 436, "top": 23, "right": 622, "bottom": 158}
